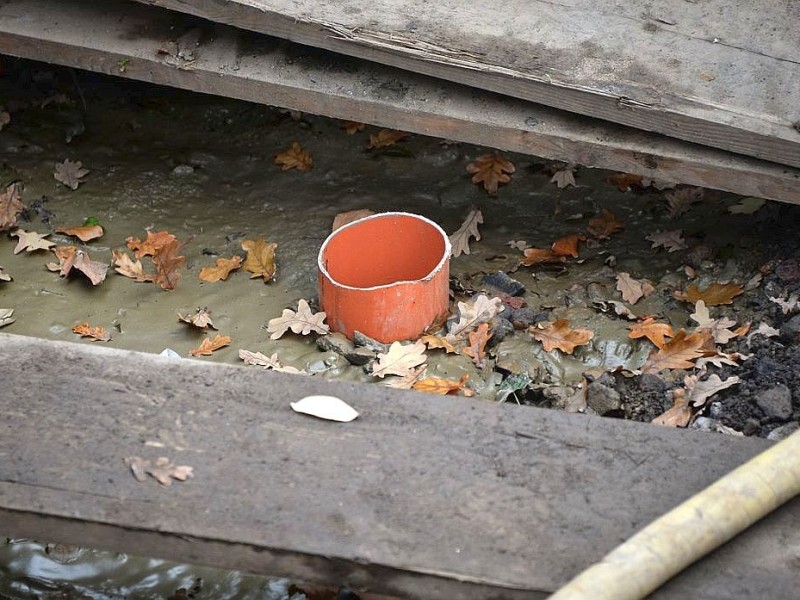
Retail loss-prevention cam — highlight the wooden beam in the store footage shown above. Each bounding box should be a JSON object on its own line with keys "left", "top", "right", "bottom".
{"left": 133, "top": 0, "right": 800, "bottom": 168}
{"left": 1, "top": 332, "right": 800, "bottom": 598}
{"left": 0, "top": 0, "right": 798, "bottom": 203}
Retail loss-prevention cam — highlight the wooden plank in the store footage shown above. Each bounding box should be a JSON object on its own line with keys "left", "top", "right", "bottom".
{"left": 134, "top": 0, "right": 800, "bottom": 168}
{"left": 0, "top": 0, "right": 798, "bottom": 204}
{"left": 2, "top": 333, "right": 800, "bottom": 599}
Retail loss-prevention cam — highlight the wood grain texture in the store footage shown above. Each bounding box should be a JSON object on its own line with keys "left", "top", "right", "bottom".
{"left": 134, "top": 0, "right": 800, "bottom": 167}
{"left": 1, "top": 333, "right": 800, "bottom": 598}
{"left": 0, "top": 0, "right": 798, "bottom": 204}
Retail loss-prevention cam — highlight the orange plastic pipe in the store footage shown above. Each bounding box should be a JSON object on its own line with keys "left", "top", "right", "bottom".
{"left": 318, "top": 212, "right": 451, "bottom": 343}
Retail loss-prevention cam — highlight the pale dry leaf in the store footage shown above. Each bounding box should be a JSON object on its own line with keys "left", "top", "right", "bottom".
{"left": 690, "top": 300, "right": 742, "bottom": 344}
{"left": 0, "top": 182, "right": 24, "bottom": 231}
{"left": 0, "top": 267, "right": 11, "bottom": 282}
{"left": 290, "top": 395, "right": 359, "bottom": 422}
{"left": 507, "top": 240, "right": 528, "bottom": 251}
{"left": 694, "top": 351, "right": 748, "bottom": 371}
{"left": 689, "top": 300, "right": 713, "bottom": 328}
{"left": 748, "top": 322, "right": 780, "bottom": 339}
{"left": 238, "top": 349, "right": 304, "bottom": 374}
{"left": 448, "top": 294, "right": 502, "bottom": 338}
{"left": 687, "top": 374, "right": 741, "bottom": 409}
{"left": 449, "top": 208, "right": 483, "bottom": 257}
{"left": 54, "top": 159, "right": 89, "bottom": 190}
{"left": 332, "top": 209, "right": 374, "bottom": 231}
{"left": 11, "top": 229, "right": 55, "bottom": 254}
{"left": 616, "top": 272, "right": 650, "bottom": 305}
{"left": 372, "top": 341, "right": 428, "bottom": 378}
{"left": 769, "top": 293, "right": 800, "bottom": 315}
{"left": 383, "top": 366, "right": 427, "bottom": 389}
{"left": 112, "top": 249, "right": 153, "bottom": 282}
{"left": 647, "top": 230, "right": 687, "bottom": 252}
{"left": 178, "top": 307, "right": 216, "bottom": 329}
{"left": 267, "top": 299, "right": 329, "bottom": 339}
{"left": 729, "top": 197, "right": 766, "bottom": 215}
{"left": 550, "top": 165, "right": 576, "bottom": 189}
{"left": 0, "top": 308, "right": 15, "bottom": 328}
{"left": 745, "top": 273, "right": 763, "bottom": 291}
{"left": 125, "top": 456, "right": 194, "bottom": 487}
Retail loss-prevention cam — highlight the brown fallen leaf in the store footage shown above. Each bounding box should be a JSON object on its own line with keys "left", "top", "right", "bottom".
{"left": 124, "top": 456, "right": 194, "bottom": 487}
{"left": 55, "top": 224, "right": 104, "bottom": 242}
{"left": 413, "top": 374, "right": 471, "bottom": 396}
{"left": 238, "top": 349, "right": 305, "bottom": 374}
{"left": 641, "top": 329, "right": 708, "bottom": 373}
{"left": 551, "top": 165, "right": 576, "bottom": 189}
{"left": 274, "top": 142, "right": 313, "bottom": 171}
{"left": 47, "top": 245, "right": 78, "bottom": 276}
{"left": 686, "top": 374, "right": 741, "bottom": 409}
{"left": 420, "top": 334, "right": 458, "bottom": 353}
{"left": 607, "top": 173, "right": 643, "bottom": 192}
{"left": 189, "top": 334, "right": 231, "bottom": 356}
{"left": 674, "top": 282, "right": 743, "bottom": 306}
{"left": 628, "top": 318, "right": 674, "bottom": 348}
{"left": 616, "top": 272, "right": 654, "bottom": 305}
{"left": 72, "top": 322, "right": 111, "bottom": 342}
{"left": 178, "top": 307, "right": 216, "bottom": 329}
{"left": 48, "top": 246, "right": 107, "bottom": 285}
{"left": 267, "top": 299, "right": 329, "bottom": 339}
{"left": 652, "top": 389, "right": 691, "bottom": 427}
{"left": 242, "top": 238, "right": 277, "bottom": 282}
{"left": 341, "top": 121, "right": 365, "bottom": 135}
{"left": 530, "top": 320, "right": 594, "bottom": 354}
{"left": 54, "top": 159, "right": 89, "bottom": 190}
{"left": 372, "top": 340, "right": 428, "bottom": 378}
{"left": 689, "top": 300, "right": 746, "bottom": 344}
{"left": 383, "top": 366, "right": 428, "bottom": 390}
{"left": 552, "top": 234, "right": 583, "bottom": 258}
{"left": 0, "top": 182, "right": 24, "bottom": 231}
{"left": 587, "top": 209, "right": 624, "bottom": 239}
{"left": 199, "top": 256, "right": 242, "bottom": 282}
{"left": 664, "top": 187, "right": 705, "bottom": 218}
{"left": 126, "top": 230, "right": 177, "bottom": 258}
{"left": 112, "top": 249, "right": 153, "bottom": 282}
{"left": 332, "top": 209, "right": 374, "bottom": 231}
{"left": 367, "top": 129, "right": 409, "bottom": 149}
{"left": 462, "top": 322, "right": 492, "bottom": 366}
{"left": 520, "top": 247, "right": 566, "bottom": 267}
{"left": 11, "top": 229, "right": 55, "bottom": 254}
{"left": 449, "top": 208, "right": 483, "bottom": 257}
{"left": 466, "top": 153, "right": 515, "bottom": 195}
{"left": 647, "top": 230, "right": 687, "bottom": 252}
{"left": 152, "top": 239, "right": 185, "bottom": 290}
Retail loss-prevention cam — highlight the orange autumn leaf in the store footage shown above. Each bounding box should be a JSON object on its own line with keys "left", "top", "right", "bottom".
{"left": 530, "top": 319, "right": 594, "bottom": 354}
{"left": 652, "top": 389, "right": 691, "bottom": 427}
{"left": 342, "top": 121, "right": 365, "bottom": 135}
{"left": 47, "top": 245, "right": 78, "bottom": 276}
{"left": 242, "top": 238, "right": 277, "bottom": 282}
{"left": 641, "top": 329, "right": 707, "bottom": 373}
{"left": 466, "top": 153, "right": 515, "bottom": 195}
{"left": 628, "top": 317, "right": 674, "bottom": 348}
{"left": 199, "top": 256, "right": 242, "bottom": 282}
{"left": 274, "top": 142, "right": 313, "bottom": 171}
{"left": 461, "top": 322, "right": 492, "bottom": 366}
{"left": 152, "top": 239, "right": 185, "bottom": 290}
{"left": 674, "top": 282, "right": 743, "bottom": 306}
{"left": 190, "top": 334, "right": 231, "bottom": 356}
{"left": 607, "top": 173, "right": 643, "bottom": 192}
{"left": 413, "top": 374, "right": 471, "bottom": 396}
{"left": 420, "top": 334, "right": 458, "bottom": 353}
{"left": 47, "top": 246, "right": 107, "bottom": 285}
{"left": 72, "top": 322, "right": 111, "bottom": 342}
{"left": 112, "top": 249, "right": 153, "bottom": 282}
{"left": 126, "top": 230, "right": 176, "bottom": 259}
{"left": 587, "top": 209, "right": 625, "bottom": 239}
{"left": 56, "top": 224, "right": 104, "bottom": 242}
{"left": 368, "top": 129, "right": 409, "bottom": 149}
{"left": 551, "top": 234, "right": 584, "bottom": 258}
{"left": 520, "top": 247, "right": 566, "bottom": 267}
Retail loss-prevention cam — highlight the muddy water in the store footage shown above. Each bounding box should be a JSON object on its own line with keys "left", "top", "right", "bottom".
{"left": 0, "top": 62, "right": 785, "bottom": 597}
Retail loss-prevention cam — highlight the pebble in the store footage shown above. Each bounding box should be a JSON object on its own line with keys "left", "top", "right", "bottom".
{"left": 779, "top": 314, "right": 800, "bottom": 342}
{"left": 510, "top": 307, "right": 546, "bottom": 329}
{"left": 487, "top": 317, "right": 514, "bottom": 347}
{"left": 316, "top": 332, "right": 355, "bottom": 355}
{"left": 171, "top": 164, "right": 195, "bottom": 175}
{"left": 353, "top": 331, "right": 389, "bottom": 354}
{"left": 586, "top": 382, "right": 622, "bottom": 416}
{"left": 482, "top": 271, "right": 525, "bottom": 296}
{"left": 754, "top": 384, "right": 793, "bottom": 421}
{"left": 767, "top": 422, "right": 800, "bottom": 441}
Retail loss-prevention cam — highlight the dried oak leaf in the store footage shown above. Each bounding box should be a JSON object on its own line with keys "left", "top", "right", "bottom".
{"left": 449, "top": 208, "right": 483, "bottom": 257}
{"left": 769, "top": 293, "right": 800, "bottom": 314}
{"left": 413, "top": 374, "right": 471, "bottom": 396}
{"left": 0, "top": 182, "right": 24, "bottom": 231}
{"left": 587, "top": 209, "right": 624, "bottom": 239}
{"left": 628, "top": 317, "right": 674, "bottom": 348}
{"left": 190, "top": 334, "right": 231, "bottom": 356}
{"left": 152, "top": 239, "right": 185, "bottom": 290}
{"left": 420, "top": 334, "right": 458, "bottom": 353}
{"left": 274, "top": 142, "right": 313, "bottom": 171}
{"left": 550, "top": 164, "right": 576, "bottom": 189}
{"left": 125, "top": 456, "right": 194, "bottom": 487}
{"left": 372, "top": 340, "right": 428, "bottom": 378}
{"left": 72, "top": 322, "right": 111, "bottom": 342}
{"left": 267, "top": 299, "right": 329, "bottom": 339}
{"left": 55, "top": 224, "right": 104, "bottom": 242}
{"left": 54, "top": 159, "right": 89, "bottom": 190}
{"left": 466, "top": 153, "right": 515, "bottom": 195}
{"left": 616, "top": 272, "right": 654, "bottom": 305}
{"left": 383, "top": 366, "right": 428, "bottom": 390}
{"left": 647, "top": 230, "right": 687, "bottom": 252}
{"left": 652, "top": 389, "right": 691, "bottom": 427}
{"left": 664, "top": 187, "right": 704, "bottom": 218}
{"left": 48, "top": 246, "right": 107, "bottom": 285}
{"left": 686, "top": 374, "right": 741, "bottom": 409}
{"left": 551, "top": 234, "right": 583, "bottom": 258}
{"left": 112, "top": 249, "right": 153, "bottom": 282}
{"left": 448, "top": 294, "right": 503, "bottom": 339}
{"left": 47, "top": 245, "right": 78, "bottom": 276}
{"left": 607, "top": 173, "right": 643, "bottom": 192}
{"left": 242, "top": 238, "right": 277, "bottom": 282}
{"left": 199, "top": 256, "right": 242, "bottom": 282}
{"left": 11, "top": 229, "right": 55, "bottom": 254}
{"left": 520, "top": 247, "right": 566, "bottom": 267}
{"left": 332, "top": 209, "right": 374, "bottom": 232}
{"left": 178, "top": 307, "right": 216, "bottom": 329}
{"left": 341, "top": 121, "right": 365, "bottom": 135}
{"left": 462, "top": 322, "right": 492, "bottom": 366}
{"left": 238, "top": 349, "right": 304, "bottom": 374}
{"left": 530, "top": 320, "right": 594, "bottom": 354}
{"left": 368, "top": 129, "right": 409, "bottom": 149}
{"left": 641, "top": 329, "right": 708, "bottom": 373}
{"left": 126, "top": 230, "right": 176, "bottom": 258}
{"left": 674, "top": 282, "right": 743, "bottom": 306}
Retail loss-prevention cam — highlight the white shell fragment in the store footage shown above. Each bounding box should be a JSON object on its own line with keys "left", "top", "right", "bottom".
{"left": 290, "top": 395, "right": 359, "bottom": 422}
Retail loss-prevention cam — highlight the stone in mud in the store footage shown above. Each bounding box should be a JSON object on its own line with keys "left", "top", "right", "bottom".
{"left": 482, "top": 271, "right": 525, "bottom": 296}
{"left": 487, "top": 317, "right": 514, "bottom": 347}
{"left": 353, "top": 331, "right": 390, "bottom": 354}
{"left": 754, "top": 384, "right": 793, "bottom": 421}
{"left": 317, "top": 332, "right": 355, "bottom": 355}
{"left": 494, "top": 338, "right": 545, "bottom": 380}
{"left": 343, "top": 347, "right": 377, "bottom": 366}
{"left": 586, "top": 382, "right": 622, "bottom": 416}
{"left": 171, "top": 164, "right": 195, "bottom": 175}
{"left": 779, "top": 314, "right": 800, "bottom": 342}
{"left": 510, "top": 307, "right": 547, "bottom": 329}
{"left": 767, "top": 422, "right": 800, "bottom": 441}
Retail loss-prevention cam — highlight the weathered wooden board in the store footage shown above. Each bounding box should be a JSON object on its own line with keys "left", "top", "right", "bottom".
{"left": 134, "top": 0, "right": 800, "bottom": 168}
{"left": 0, "top": 0, "right": 799, "bottom": 204}
{"left": 1, "top": 333, "right": 800, "bottom": 598}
